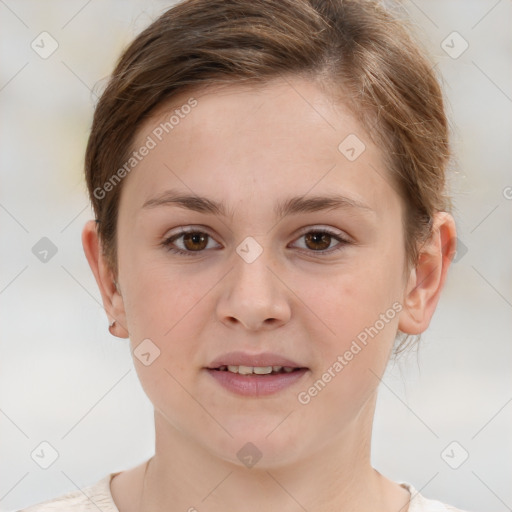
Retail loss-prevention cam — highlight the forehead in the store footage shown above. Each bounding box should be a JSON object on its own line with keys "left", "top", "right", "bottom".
{"left": 121, "top": 77, "right": 399, "bottom": 219}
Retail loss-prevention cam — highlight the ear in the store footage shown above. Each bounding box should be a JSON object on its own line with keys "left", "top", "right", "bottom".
{"left": 82, "top": 220, "right": 129, "bottom": 338}
{"left": 398, "top": 212, "right": 457, "bottom": 335}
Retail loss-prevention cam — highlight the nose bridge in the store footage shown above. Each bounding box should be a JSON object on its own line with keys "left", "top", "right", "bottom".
{"left": 232, "top": 235, "right": 278, "bottom": 301}
{"left": 217, "top": 235, "right": 291, "bottom": 329}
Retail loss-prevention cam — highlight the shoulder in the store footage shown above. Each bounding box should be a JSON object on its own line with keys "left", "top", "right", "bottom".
{"left": 400, "top": 482, "right": 472, "bottom": 512}
{"left": 16, "top": 473, "right": 120, "bottom": 512}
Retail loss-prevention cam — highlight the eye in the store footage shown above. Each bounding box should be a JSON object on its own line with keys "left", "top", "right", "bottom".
{"left": 161, "top": 228, "right": 221, "bottom": 256}
{"left": 291, "top": 228, "right": 350, "bottom": 255}
{"left": 161, "top": 227, "right": 350, "bottom": 257}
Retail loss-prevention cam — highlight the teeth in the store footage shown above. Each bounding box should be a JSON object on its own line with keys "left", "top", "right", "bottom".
{"left": 253, "top": 366, "right": 273, "bottom": 374}
{"left": 238, "top": 365, "right": 253, "bottom": 375}
{"left": 218, "top": 365, "right": 296, "bottom": 375}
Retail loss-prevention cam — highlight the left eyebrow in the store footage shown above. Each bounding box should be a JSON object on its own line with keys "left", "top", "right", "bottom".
{"left": 141, "top": 189, "right": 374, "bottom": 219}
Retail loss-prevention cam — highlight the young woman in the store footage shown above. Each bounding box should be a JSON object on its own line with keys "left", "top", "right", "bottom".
{"left": 21, "top": 0, "right": 469, "bottom": 510}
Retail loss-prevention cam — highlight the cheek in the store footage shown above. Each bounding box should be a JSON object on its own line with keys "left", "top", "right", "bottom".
{"left": 118, "top": 252, "right": 232, "bottom": 399}
{"left": 293, "top": 266, "right": 401, "bottom": 432}
{"left": 119, "top": 261, "right": 213, "bottom": 412}
{"left": 299, "top": 258, "right": 404, "bottom": 348}
{"left": 292, "top": 245, "right": 405, "bottom": 399}
{"left": 121, "top": 260, "right": 211, "bottom": 343}
{"left": 117, "top": 222, "right": 206, "bottom": 331}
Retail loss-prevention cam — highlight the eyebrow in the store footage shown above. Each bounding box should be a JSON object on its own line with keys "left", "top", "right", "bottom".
{"left": 142, "top": 189, "right": 373, "bottom": 218}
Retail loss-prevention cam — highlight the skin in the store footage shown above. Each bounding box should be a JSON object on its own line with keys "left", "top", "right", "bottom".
{"left": 82, "top": 76, "right": 456, "bottom": 512}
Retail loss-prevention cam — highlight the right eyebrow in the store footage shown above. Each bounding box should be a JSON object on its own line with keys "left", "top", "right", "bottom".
{"left": 141, "top": 189, "right": 374, "bottom": 219}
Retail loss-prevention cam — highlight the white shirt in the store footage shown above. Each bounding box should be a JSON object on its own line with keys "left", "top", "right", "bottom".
{"left": 16, "top": 472, "right": 470, "bottom": 512}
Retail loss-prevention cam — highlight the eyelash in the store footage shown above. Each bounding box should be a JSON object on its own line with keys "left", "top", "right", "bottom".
{"left": 161, "top": 227, "right": 351, "bottom": 257}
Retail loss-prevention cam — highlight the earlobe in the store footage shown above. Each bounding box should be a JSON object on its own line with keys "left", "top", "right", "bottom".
{"left": 81, "top": 220, "right": 129, "bottom": 338}
{"left": 398, "top": 212, "right": 457, "bottom": 335}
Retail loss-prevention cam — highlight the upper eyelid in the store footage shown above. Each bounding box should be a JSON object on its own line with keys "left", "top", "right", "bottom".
{"left": 164, "top": 225, "right": 347, "bottom": 239}
{"left": 164, "top": 225, "right": 350, "bottom": 249}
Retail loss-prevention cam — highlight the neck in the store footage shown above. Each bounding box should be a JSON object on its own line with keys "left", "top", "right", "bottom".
{"left": 139, "top": 392, "right": 410, "bottom": 512}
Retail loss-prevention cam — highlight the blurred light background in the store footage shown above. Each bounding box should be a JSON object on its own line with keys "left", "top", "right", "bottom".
{"left": 0, "top": 1, "right": 511, "bottom": 511}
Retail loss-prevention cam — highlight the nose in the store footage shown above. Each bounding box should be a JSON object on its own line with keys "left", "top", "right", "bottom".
{"left": 216, "top": 246, "right": 292, "bottom": 331}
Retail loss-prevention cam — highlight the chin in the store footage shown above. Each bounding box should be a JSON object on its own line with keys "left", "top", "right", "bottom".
{"left": 202, "top": 418, "right": 310, "bottom": 469}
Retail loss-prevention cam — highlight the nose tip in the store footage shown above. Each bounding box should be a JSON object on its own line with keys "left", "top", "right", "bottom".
{"left": 216, "top": 251, "right": 291, "bottom": 331}
{"left": 225, "top": 313, "right": 282, "bottom": 330}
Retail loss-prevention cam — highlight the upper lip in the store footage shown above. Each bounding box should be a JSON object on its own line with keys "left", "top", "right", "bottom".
{"left": 206, "top": 351, "right": 305, "bottom": 369}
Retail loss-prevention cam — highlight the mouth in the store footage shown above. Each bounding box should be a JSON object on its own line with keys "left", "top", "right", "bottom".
{"left": 209, "top": 365, "right": 306, "bottom": 375}
{"left": 206, "top": 351, "right": 306, "bottom": 371}
{"left": 204, "top": 352, "right": 309, "bottom": 396}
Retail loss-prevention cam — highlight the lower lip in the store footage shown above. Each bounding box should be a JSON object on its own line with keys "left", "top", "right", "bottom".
{"left": 205, "top": 368, "right": 308, "bottom": 396}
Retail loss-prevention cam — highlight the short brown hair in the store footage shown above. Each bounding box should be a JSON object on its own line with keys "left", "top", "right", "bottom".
{"left": 85, "top": 0, "right": 451, "bottom": 350}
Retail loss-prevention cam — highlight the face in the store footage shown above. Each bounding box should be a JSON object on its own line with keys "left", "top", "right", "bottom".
{"left": 114, "top": 77, "right": 409, "bottom": 467}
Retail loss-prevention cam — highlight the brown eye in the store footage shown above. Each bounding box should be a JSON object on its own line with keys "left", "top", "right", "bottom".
{"left": 182, "top": 232, "right": 209, "bottom": 251}
{"left": 162, "top": 229, "right": 220, "bottom": 256}
{"left": 304, "top": 232, "right": 332, "bottom": 251}
{"left": 292, "top": 228, "right": 350, "bottom": 255}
